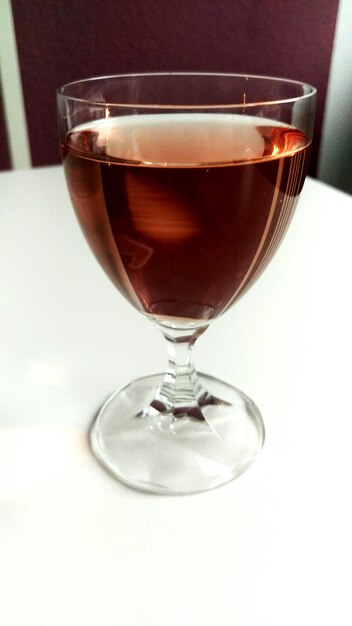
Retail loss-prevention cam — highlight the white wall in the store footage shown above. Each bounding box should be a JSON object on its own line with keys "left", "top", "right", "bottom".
{"left": 0, "top": 0, "right": 31, "bottom": 169}
{"left": 318, "top": 0, "right": 352, "bottom": 194}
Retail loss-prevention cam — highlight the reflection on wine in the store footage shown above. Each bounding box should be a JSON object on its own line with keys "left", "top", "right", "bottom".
{"left": 63, "top": 114, "right": 309, "bottom": 323}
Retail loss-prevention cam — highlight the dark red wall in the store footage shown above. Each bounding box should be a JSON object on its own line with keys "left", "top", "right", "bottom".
{"left": 11, "top": 0, "right": 339, "bottom": 175}
{"left": 0, "top": 85, "right": 11, "bottom": 171}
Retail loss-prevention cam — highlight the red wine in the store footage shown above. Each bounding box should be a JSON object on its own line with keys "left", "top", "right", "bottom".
{"left": 63, "top": 114, "right": 309, "bottom": 322}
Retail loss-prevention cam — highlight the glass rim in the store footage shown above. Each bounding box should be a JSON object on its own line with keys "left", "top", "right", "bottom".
{"left": 57, "top": 72, "right": 317, "bottom": 110}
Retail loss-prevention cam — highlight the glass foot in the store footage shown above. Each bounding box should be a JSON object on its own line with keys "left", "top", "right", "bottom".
{"left": 90, "top": 373, "right": 265, "bottom": 495}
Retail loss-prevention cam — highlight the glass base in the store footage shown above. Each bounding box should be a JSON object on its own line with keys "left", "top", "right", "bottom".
{"left": 90, "top": 373, "right": 264, "bottom": 495}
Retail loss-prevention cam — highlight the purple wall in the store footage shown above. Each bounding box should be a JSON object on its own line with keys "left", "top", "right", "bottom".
{"left": 11, "top": 0, "right": 339, "bottom": 174}
{"left": 0, "top": 85, "right": 11, "bottom": 171}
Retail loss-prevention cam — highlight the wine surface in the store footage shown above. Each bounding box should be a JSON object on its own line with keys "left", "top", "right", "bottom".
{"left": 63, "top": 114, "right": 309, "bottom": 322}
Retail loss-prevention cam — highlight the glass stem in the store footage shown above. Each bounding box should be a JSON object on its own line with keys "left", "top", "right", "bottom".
{"left": 152, "top": 323, "right": 209, "bottom": 420}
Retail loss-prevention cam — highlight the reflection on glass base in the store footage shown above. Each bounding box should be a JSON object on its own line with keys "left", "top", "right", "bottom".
{"left": 90, "top": 373, "right": 265, "bottom": 495}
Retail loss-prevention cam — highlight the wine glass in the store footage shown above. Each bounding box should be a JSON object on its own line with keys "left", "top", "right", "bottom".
{"left": 57, "top": 73, "right": 316, "bottom": 494}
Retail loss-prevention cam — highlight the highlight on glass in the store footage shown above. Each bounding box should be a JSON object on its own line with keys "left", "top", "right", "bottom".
{"left": 57, "top": 73, "right": 316, "bottom": 494}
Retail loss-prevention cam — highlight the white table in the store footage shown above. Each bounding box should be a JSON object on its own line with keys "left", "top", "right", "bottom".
{"left": 1, "top": 166, "right": 351, "bottom": 625}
